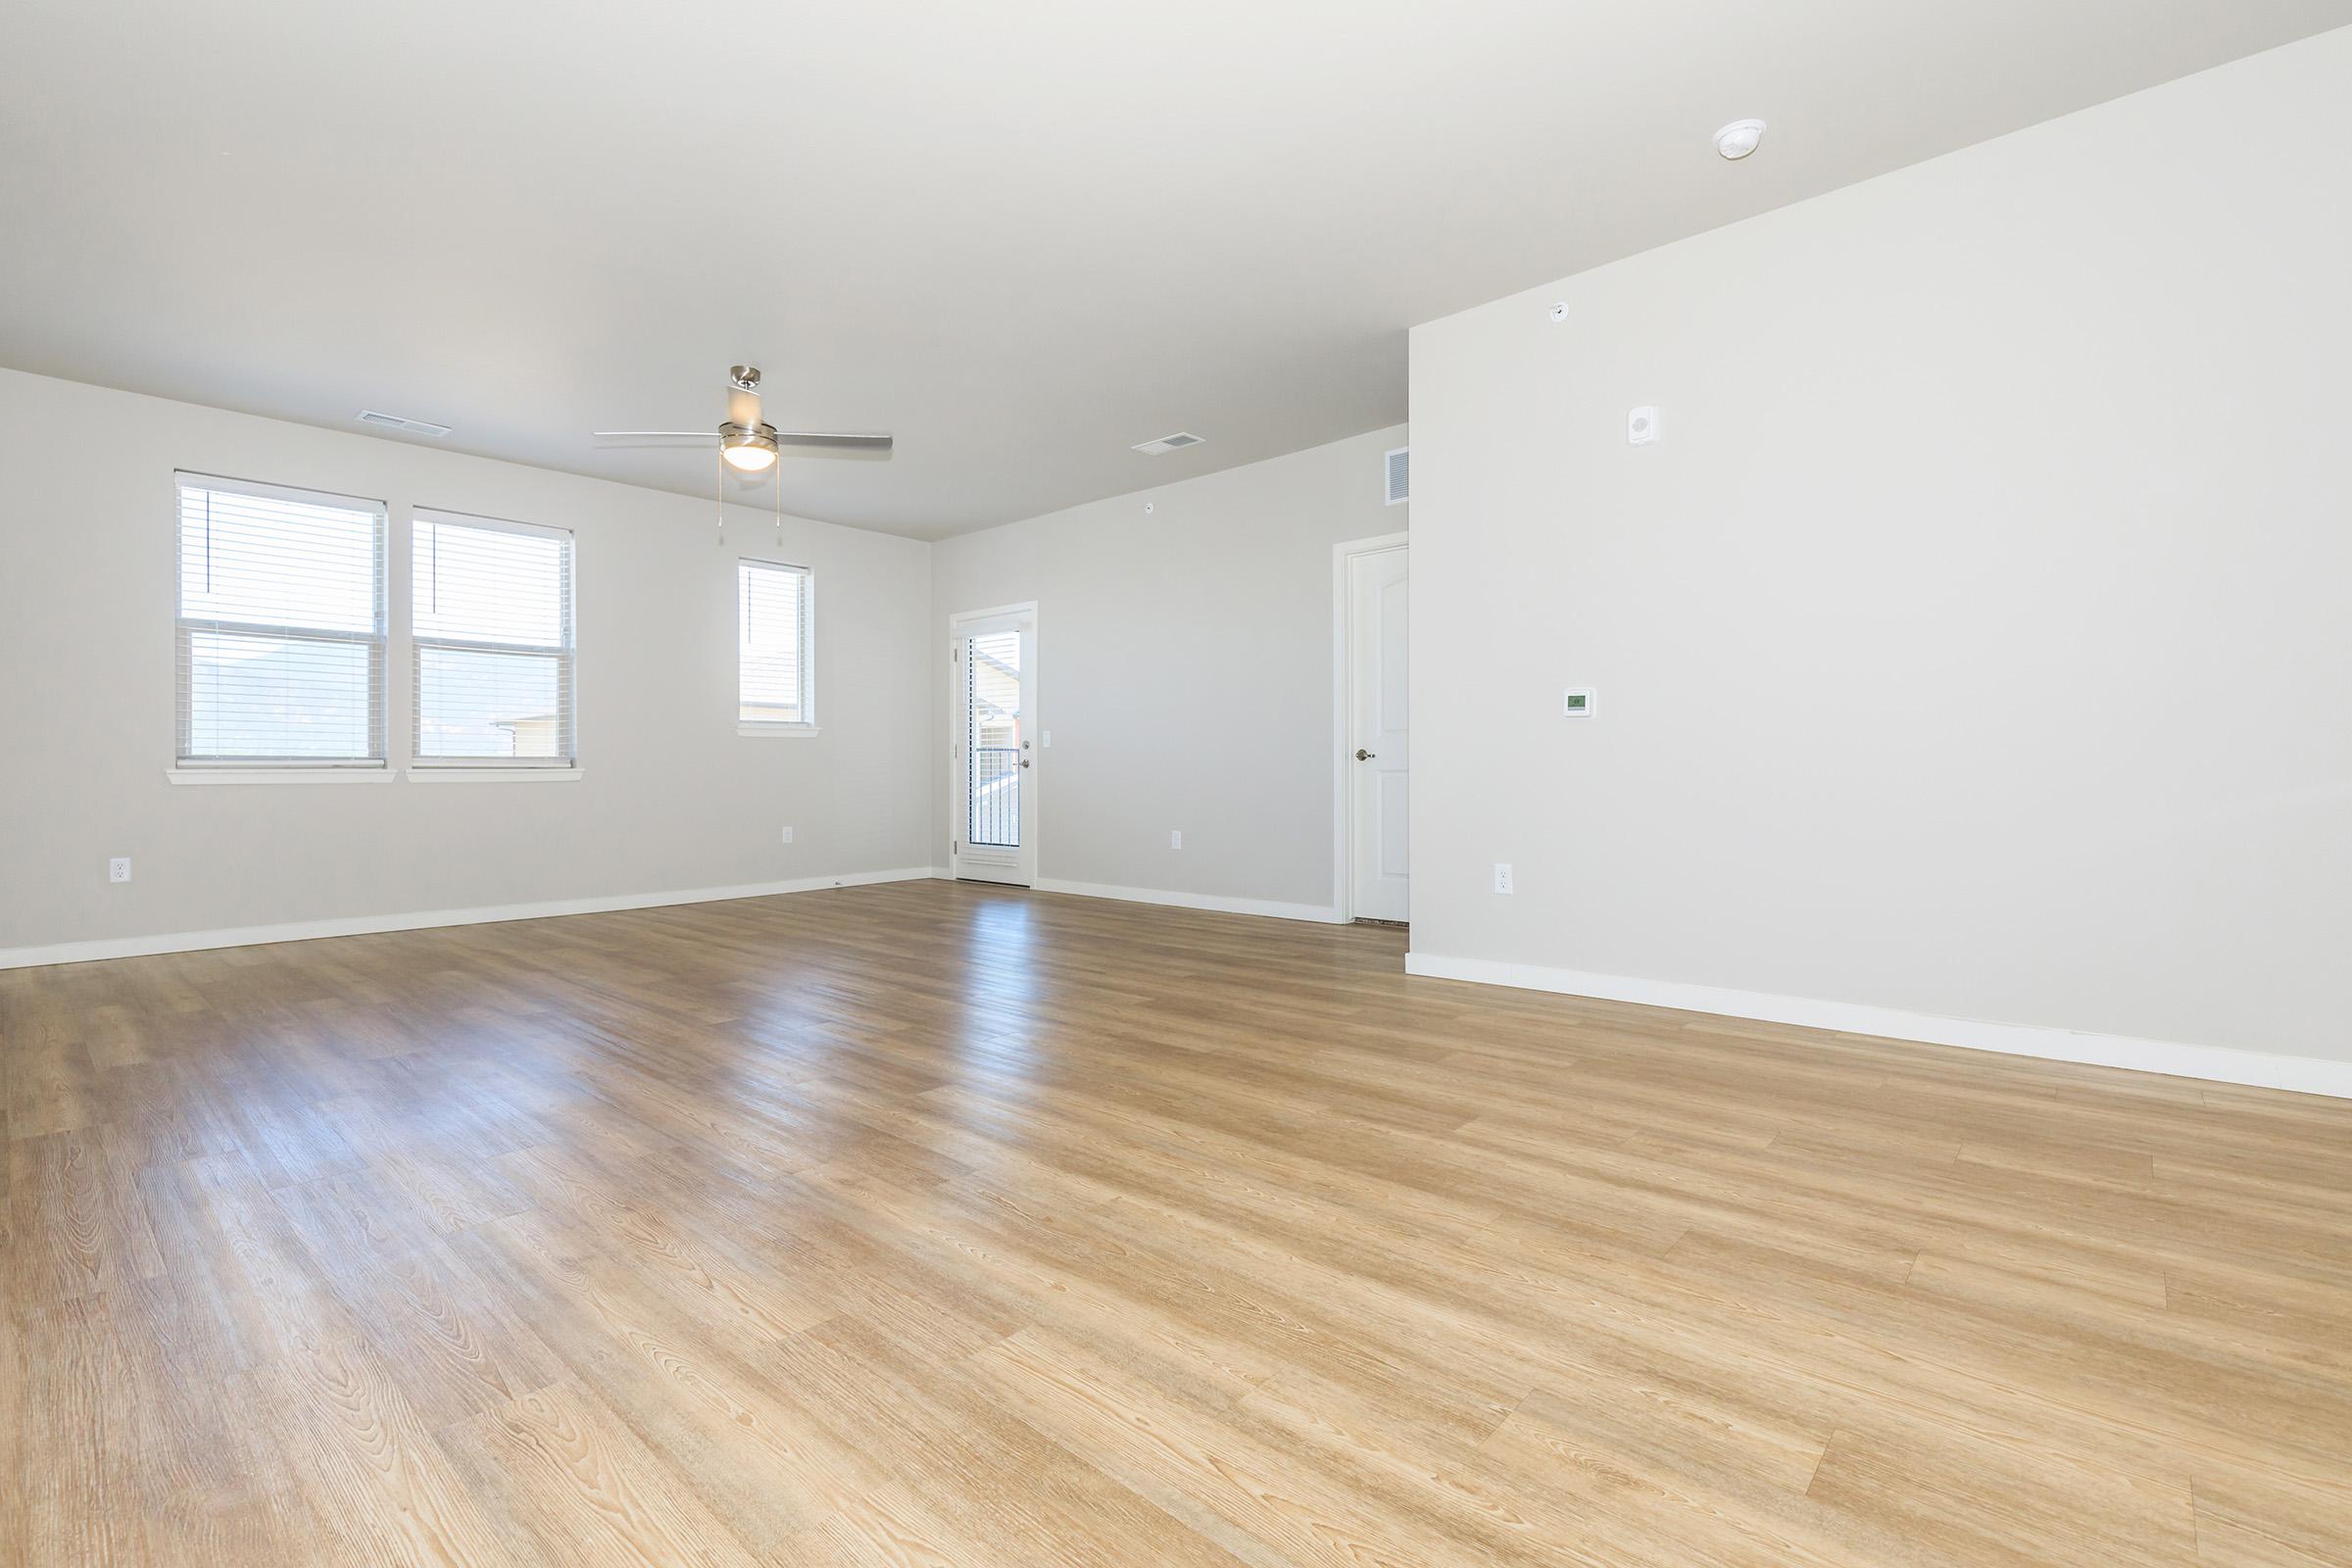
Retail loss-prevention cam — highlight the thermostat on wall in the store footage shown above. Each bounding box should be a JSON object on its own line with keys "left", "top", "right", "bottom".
{"left": 1562, "top": 688, "right": 1595, "bottom": 716}
{"left": 1628, "top": 407, "right": 1660, "bottom": 446}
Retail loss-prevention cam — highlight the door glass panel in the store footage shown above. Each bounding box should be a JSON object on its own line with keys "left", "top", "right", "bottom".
{"left": 965, "top": 630, "right": 1022, "bottom": 847}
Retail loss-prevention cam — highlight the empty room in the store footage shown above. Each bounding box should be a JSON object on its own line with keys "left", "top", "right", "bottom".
{"left": 5, "top": 4, "right": 2350, "bottom": 1564}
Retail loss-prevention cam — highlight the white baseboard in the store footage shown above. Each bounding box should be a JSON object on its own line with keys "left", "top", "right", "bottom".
{"left": 1031, "top": 877, "right": 1343, "bottom": 925}
{"left": 0, "top": 867, "right": 941, "bottom": 971}
{"left": 1403, "top": 952, "right": 2352, "bottom": 1101}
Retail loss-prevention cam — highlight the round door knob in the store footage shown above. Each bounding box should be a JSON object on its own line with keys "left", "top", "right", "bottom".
{"left": 1020, "top": 759, "right": 1031, "bottom": 768}
{"left": 1353, "top": 748, "right": 1376, "bottom": 760}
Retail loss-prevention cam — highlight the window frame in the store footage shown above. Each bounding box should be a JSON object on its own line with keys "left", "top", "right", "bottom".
{"left": 409, "top": 507, "right": 577, "bottom": 770}
{"left": 172, "top": 471, "right": 389, "bottom": 772}
{"left": 736, "top": 557, "right": 817, "bottom": 737}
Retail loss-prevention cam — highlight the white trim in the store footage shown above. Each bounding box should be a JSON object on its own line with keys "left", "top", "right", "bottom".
{"left": 1332, "top": 532, "right": 1410, "bottom": 922}
{"left": 405, "top": 766, "right": 582, "bottom": 783}
{"left": 1401, "top": 952, "right": 2352, "bottom": 1101}
{"left": 168, "top": 767, "right": 396, "bottom": 785}
{"left": 0, "top": 867, "right": 939, "bottom": 971}
{"left": 738, "top": 722, "right": 821, "bottom": 739}
{"left": 1032, "top": 878, "right": 1343, "bottom": 925}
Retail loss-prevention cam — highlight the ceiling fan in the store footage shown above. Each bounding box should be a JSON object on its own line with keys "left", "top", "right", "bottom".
{"left": 594, "top": 365, "right": 893, "bottom": 474}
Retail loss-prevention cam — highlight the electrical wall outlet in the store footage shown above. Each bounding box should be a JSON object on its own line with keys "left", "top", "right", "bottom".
{"left": 1169, "top": 829, "right": 1182, "bottom": 850}
{"left": 109, "top": 857, "right": 132, "bottom": 884}
{"left": 779, "top": 826, "right": 794, "bottom": 844}
{"left": 1494, "top": 862, "right": 1513, "bottom": 895}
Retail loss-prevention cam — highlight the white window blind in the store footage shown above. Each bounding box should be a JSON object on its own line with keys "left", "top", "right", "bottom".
{"left": 176, "top": 473, "right": 387, "bottom": 766}
{"left": 739, "top": 560, "right": 812, "bottom": 726}
{"left": 413, "top": 511, "right": 575, "bottom": 765}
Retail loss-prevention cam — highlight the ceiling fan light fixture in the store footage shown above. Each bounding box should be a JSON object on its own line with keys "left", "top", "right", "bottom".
{"left": 720, "top": 423, "right": 780, "bottom": 472}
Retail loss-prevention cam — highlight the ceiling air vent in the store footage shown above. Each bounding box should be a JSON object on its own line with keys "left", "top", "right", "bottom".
{"left": 357, "top": 410, "right": 454, "bottom": 438}
{"left": 1385, "top": 445, "right": 1409, "bottom": 505}
{"left": 1132, "top": 431, "right": 1204, "bottom": 456}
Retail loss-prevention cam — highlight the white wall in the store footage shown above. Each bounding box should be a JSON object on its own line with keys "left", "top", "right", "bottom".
{"left": 929, "top": 426, "right": 1407, "bottom": 917}
{"left": 1407, "top": 30, "right": 2352, "bottom": 1070}
{"left": 0, "top": 369, "right": 1401, "bottom": 955}
{"left": 0, "top": 369, "right": 936, "bottom": 956}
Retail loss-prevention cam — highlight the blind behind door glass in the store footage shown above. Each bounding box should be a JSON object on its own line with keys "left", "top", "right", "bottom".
{"left": 964, "top": 630, "right": 1021, "bottom": 848}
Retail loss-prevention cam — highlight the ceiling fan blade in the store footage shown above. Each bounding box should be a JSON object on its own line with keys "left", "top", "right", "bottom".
{"left": 770, "top": 430, "right": 895, "bottom": 452}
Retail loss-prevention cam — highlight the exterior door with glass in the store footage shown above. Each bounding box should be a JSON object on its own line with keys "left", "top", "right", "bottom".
{"left": 949, "top": 606, "right": 1037, "bottom": 886}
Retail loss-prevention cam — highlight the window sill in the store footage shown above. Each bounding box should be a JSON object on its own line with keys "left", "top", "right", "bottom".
{"left": 168, "top": 767, "right": 395, "bottom": 786}
{"left": 738, "top": 723, "right": 821, "bottom": 739}
{"left": 406, "top": 766, "right": 582, "bottom": 784}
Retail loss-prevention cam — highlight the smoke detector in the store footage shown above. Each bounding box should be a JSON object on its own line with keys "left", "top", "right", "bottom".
{"left": 1714, "top": 119, "right": 1766, "bottom": 161}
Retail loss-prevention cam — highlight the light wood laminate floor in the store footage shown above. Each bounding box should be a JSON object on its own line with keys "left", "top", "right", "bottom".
{"left": 5, "top": 880, "right": 2349, "bottom": 1566}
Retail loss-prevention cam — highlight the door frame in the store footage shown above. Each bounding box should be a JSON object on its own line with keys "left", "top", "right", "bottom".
{"left": 1331, "top": 533, "right": 1409, "bottom": 921}
{"left": 946, "top": 600, "right": 1041, "bottom": 886}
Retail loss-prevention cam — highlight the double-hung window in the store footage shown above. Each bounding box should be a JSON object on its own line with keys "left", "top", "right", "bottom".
{"left": 412, "top": 511, "right": 576, "bottom": 766}
{"left": 738, "top": 560, "right": 814, "bottom": 732}
{"left": 175, "top": 473, "right": 388, "bottom": 768}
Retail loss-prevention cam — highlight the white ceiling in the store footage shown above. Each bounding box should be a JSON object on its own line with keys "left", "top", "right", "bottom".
{"left": 5, "top": 3, "right": 2347, "bottom": 539}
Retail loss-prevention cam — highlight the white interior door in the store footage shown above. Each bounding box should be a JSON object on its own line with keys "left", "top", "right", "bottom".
{"left": 1348, "top": 547, "right": 1409, "bottom": 921}
{"left": 950, "top": 607, "right": 1038, "bottom": 886}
